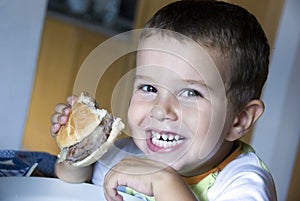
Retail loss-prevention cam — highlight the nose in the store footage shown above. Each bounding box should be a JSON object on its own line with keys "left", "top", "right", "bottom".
{"left": 150, "top": 92, "right": 179, "bottom": 121}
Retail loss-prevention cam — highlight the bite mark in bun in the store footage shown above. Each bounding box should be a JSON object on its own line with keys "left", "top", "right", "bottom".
{"left": 56, "top": 92, "right": 125, "bottom": 167}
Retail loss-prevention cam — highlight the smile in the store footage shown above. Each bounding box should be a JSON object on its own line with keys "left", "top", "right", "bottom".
{"left": 151, "top": 131, "right": 184, "bottom": 148}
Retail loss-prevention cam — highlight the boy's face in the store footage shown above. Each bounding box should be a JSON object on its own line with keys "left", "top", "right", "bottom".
{"left": 127, "top": 34, "right": 234, "bottom": 175}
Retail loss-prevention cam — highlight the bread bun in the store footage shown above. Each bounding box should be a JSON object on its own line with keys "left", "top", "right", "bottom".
{"left": 55, "top": 92, "right": 124, "bottom": 167}
{"left": 56, "top": 100, "right": 106, "bottom": 148}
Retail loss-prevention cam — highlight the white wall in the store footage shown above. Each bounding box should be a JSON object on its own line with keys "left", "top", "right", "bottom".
{"left": 0, "top": 0, "right": 47, "bottom": 149}
{"left": 251, "top": 0, "right": 300, "bottom": 200}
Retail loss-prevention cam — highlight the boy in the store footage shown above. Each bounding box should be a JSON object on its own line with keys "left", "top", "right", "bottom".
{"left": 51, "top": 1, "right": 277, "bottom": 200}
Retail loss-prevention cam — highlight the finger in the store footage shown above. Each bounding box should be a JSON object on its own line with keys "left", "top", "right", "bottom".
{"left": 104, "top": 170, "right": 124, "bottom": 201}
{"left": 50, "top": 123, "right": 61, "bottom": 137}
{"left": 104, "top": 188, "right": 123, "bottom": 201}
{"left": 55, "top": 103, "right": 68, "bottom": 114}
{"left": 104, "top": 183, "right": 123, "bottom": 201}
{"left": 50, "top": 113, "right": 61, "bottom": 124}
{"left": 51, "top": 113, "right": 68, "bottom": 125}
{"left": 58, "top": 115, "right": 68, "bottom": 125}
{"left": 62, "top": 106, "right": 71, "bottom": 115}
{"left": 66, "top": 95, "right": 78, "bottom": 106}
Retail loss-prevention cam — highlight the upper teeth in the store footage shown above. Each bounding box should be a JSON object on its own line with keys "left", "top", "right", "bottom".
{"left": 151, "top": 131, "right": 183, "bottom": 148}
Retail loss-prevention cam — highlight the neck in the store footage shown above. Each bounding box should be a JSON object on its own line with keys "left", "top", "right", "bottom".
{"left": 180, "top": 140, "right": 235, "bottom": 177}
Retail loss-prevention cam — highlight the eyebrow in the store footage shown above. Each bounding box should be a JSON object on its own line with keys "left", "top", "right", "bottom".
{"left": 183, "top": 79, "right": 207, "bottom": 86}
{"left": 176, "top": 79, "right": 210, "bottom": 91}
{"left": 135, "top": 75, "right": 209, "bottom": 89}
{"left": 134, "top": 75, "right": 155, "bottom": 82}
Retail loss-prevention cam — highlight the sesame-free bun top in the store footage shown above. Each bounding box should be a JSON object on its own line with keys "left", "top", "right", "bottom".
{"left": 56, "top": 93, "right": 107, "bottom": 148}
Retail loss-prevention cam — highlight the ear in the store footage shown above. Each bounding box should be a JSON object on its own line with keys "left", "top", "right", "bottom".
{"left": 226, "top": 100, "right": 265, "bottom": 141}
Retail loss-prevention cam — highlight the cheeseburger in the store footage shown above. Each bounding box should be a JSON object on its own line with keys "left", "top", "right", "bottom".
{"left": 55, "top": 92, "right": 125, "bottom": 167}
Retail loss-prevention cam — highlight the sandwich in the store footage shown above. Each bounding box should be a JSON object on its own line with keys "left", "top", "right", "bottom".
{"left": 55, "top": 92, "right": 125, "bottom": 167}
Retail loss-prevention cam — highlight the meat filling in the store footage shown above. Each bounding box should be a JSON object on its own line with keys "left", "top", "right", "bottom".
{"left": 66, "top": 113, "right": 114, "bottom": 162}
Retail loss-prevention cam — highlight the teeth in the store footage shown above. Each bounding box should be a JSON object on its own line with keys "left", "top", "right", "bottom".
{"left": 151, "top": 131, "right": 184, "bottom": 148}
{"left": 162, "top": 134, "right": 168, "bottom": 141}
{"left": 153, "top": 131, "right": 160, "bottom": 139}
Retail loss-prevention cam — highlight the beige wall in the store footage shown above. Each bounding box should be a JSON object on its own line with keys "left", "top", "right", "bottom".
{"left": 22, "top": 18, "right": 109, "bottom": 154}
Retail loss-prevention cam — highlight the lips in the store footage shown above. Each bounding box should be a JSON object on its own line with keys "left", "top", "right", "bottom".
{"left": 146, "top": 130, "right": 185, "bottom": 152}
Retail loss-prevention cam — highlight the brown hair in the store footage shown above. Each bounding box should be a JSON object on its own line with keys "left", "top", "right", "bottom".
{"left": 141, "top": 0, "right": 270, "bottom": 112}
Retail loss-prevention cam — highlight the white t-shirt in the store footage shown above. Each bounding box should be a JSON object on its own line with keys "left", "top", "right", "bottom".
{"left": 92, "top": 137, "right": 143, "bottom": 186}
{"left": 207, "top": 151, "right": 277, "bottom": 200}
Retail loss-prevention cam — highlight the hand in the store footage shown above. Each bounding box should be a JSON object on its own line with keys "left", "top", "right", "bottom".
{"left": 104, "top": 156, "right": 197, "bottom": 201}
{"left": 50, "top": 95, "right": 77, "bottom": 137}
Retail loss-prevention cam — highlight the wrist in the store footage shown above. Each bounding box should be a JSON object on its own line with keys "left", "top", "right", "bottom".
{"left": 55, "top": 161, "right": 93, "bottom": 183}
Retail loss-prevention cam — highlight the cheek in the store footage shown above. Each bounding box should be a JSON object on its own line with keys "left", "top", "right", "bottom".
{"left": 194, "top": 107, "right": 228, "bottom": 159}
{"left": 127, "top": 99, "right": 149, "bottom": 151}
{"left": 127, "top": 96, "right": 149, "bottom": 128}
{"left": 127, "top": 101, "right": 139, "bottom": 128}
{"left": 184, "top": 107, "right": 214, "bottom": 151}
{"left": 184, "top": 105, "right": 212, "bottom": 135}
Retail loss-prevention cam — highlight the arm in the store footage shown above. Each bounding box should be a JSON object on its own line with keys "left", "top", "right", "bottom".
{"left": 51, "top": 95, "right": 92, "bottom": 183}
{"left": 104, "top": 156, "right": 198, "bottom": 201}
{"left": 55, "top": 161, "right": 93, "bottom": 183}
{"left": 151, "top": 169, "right": 198, "bottom": 201}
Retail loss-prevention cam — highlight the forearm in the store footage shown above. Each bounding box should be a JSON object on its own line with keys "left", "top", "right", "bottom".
{"left": 55, "top": 161, "right": 93, "bottom": 183}
{"left": 153, "top": 171, "right": 198, "bottom": 201}
{"left": 104, "top": 157, "right": 199, "bottom": 201}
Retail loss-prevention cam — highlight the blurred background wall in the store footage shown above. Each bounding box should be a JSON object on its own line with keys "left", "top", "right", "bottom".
{"left": 252, "top": 0, "right": 300, "bottom": 200}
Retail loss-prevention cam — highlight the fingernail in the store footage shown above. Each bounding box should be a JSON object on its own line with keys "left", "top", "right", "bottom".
{"left": 63, "top": 107, "right": 70, "bottom": 115}
{"left": 51, "top": 124, "right": 59, "bottom": 136}
{"left": 59, "top": 116, "right": 67, "bottom": 123}
{"left": 54, "top": 123, "right": 60, "bottom": 129}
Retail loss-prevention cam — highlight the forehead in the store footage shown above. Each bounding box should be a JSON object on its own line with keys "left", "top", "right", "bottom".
{"left": 136, "top": 35, "right": 225, "bottom": 85}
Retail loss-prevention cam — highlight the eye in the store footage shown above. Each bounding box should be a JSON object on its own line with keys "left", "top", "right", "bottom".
{"left": 139, "top": 85, "right": 158, "bottom": 93}
{"left": 181, "top": 89, "right": 202, "bottom": 97}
